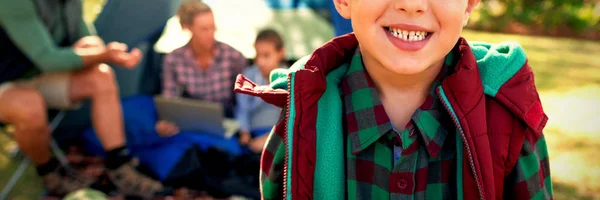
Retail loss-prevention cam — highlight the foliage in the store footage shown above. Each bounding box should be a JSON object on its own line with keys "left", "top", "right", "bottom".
{"left": 472, "top": 0, "right": 600, "bottom": 35}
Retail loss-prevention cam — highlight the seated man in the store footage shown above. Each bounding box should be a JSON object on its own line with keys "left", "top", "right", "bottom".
{"left": 0, "top": 0, "right": 163, "bottom": 198}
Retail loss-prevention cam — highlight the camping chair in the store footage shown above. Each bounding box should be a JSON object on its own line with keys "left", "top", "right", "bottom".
{"left": 0, "top": 110, "right": 70, "bottom": 199}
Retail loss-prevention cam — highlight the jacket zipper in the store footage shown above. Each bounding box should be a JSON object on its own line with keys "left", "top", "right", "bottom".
{"left": 436, "top": 87, "right": 485, "bottom": 200}
{"left": 282, "top": 73, "right": 292, "bottom": 200}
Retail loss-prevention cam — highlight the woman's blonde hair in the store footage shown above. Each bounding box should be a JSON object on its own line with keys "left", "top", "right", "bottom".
{"left": 177, "top": 0, "right": 212, "bottom": 26}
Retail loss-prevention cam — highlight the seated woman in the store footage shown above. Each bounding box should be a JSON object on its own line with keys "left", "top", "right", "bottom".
{"left": 236, "top": 29, "right": 286, "bottom": 153}
{"left": 157, "top": 0, "right": 246, "bottom": 136}
{"left": 161, "top": 0, "right": 246, "bottom": 114}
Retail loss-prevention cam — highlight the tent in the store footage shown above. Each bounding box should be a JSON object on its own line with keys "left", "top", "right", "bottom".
{"left": 56, "top": 0, "right": 340, "bottom": 143}
{"left": 93, "top": 0, "right": 336, "bottom": 97}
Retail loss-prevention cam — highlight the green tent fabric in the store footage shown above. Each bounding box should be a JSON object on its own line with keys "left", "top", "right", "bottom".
{"left": 155, "top": 0, "right": 334, "bottom": 60}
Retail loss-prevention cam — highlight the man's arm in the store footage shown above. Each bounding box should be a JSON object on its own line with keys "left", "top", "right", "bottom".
{"left": 0, "top": 0, "right": 139, "bottom": 71}
{"left": 504, "top": 133, "right": 553, "bottom": 200}
{"left": 0, "top": 0, "right": 85, "bottom": 72}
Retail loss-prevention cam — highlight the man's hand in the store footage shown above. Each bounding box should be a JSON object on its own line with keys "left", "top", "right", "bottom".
{"left": 74, "top": 36, "right": 105, "bottom": 49}
{"left": 104, "top": 42, "right": 142, "bottom": 68}
{"left": 156, "top": 120, "right": 180, "bottom": 137}
{"left": 74, "top": 40, "right": 142, "bottom": 69}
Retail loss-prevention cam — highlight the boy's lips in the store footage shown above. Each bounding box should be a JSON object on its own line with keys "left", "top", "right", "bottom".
{"left": 385, "top": 23, "right": 432, "bottom": 32}
{"left": 382, "top": 24, "right": 433, "bottom": 51}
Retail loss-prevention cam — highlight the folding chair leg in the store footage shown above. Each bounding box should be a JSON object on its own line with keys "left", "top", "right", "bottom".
{"left": 0, "top": 111, "right": 68, "bottom": 199}
{"left": 49, "top": 111, "right": 69, "bottom": 168}
{"left": 0, "top": 159, "right": 31, "bottom": 200}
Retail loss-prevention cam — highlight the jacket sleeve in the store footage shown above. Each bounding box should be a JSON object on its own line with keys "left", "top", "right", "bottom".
{"left": 504, "top": 133, "right": 553, "bottom": 200}
{"left": 260, "top": 106, "right": 288, "bottom": 200}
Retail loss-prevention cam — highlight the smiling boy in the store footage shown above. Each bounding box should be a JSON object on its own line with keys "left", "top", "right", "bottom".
{"left": 234, "top": 0, "right": 552, "bottom": 199}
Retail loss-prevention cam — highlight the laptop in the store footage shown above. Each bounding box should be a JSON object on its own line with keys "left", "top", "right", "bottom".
{"left": 154, "top": 96, "right": 239, "bottom": 138}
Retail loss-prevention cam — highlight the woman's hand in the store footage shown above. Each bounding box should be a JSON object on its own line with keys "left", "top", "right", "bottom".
{"left": 238, "top": 131, "right": 252, "bottom": 146}
{"left": 248, "top": 134, "right": 268, "bottom": 153}
{"left": 155, "top": 120, "right": 180, "bottom": 137}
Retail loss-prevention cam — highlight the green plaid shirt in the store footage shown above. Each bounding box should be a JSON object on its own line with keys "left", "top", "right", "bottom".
{"left": 258, "top": 40, "right": 552, "bottom": 200}
{"left": 341, "top": 49, "right": 458, "bottom": 199}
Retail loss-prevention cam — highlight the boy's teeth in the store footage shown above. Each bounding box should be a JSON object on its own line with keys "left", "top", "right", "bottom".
{"left": 387, "top": 27, "right": 429, "bottom": 42}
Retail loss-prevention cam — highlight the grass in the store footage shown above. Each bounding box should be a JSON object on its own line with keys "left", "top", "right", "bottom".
{"left": 1, "top": 29, "right": 599, "bottom": 199}
{"left": 0, "top": 133, "right": 44, "bottom": 200}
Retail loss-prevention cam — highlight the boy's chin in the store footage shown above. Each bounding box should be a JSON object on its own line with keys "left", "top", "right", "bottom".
{"left": 382, "top": 62, "right": 431, "bottom": 75}
{"left": 387, "top": 68, "right": 428, "bottom": 75}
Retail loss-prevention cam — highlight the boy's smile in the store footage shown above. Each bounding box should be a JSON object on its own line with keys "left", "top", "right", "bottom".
{"left": 383, "top": 24, "right": 432, "bottom": 51}
{"left": 334, "top": 0, "right": 479, "bottom": 76}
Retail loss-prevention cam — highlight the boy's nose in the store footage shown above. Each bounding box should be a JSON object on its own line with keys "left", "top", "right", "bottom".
{"left": 393, "top": 0, "right": 428, "bottom": 16}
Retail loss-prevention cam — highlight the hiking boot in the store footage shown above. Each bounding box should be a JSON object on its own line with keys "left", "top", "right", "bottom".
{"left": 107, "top": 159, "right": 164, "bottom": 199}
{"left": 41, "top": 166, "right": 95, "bottom": 197}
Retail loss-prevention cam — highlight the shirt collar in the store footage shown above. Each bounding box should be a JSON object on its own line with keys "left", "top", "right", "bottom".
{"left": 183, "top": 41, "right": 223, "bottom": 63}
{"left": 342, "top": 46, "right": 458, "bottom": 157}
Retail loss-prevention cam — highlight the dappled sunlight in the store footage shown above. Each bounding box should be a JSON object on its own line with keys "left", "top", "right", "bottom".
{"left": 549, "top": 149, "right": 600, "bottom": 194}
{"left": 0, "top": 134, "right": 17, "bottom": 187}
{"left": 463, "top": 30, "right": 600, "bottom": 53}
{"left": 82, "top": 0, "right": 106, "bottom": 24}
{"left": 540, "top": 85, "right": 600, "bottom": 138}
{"left": 539, "top": 85, "right": 600, "bottom": 196}
{"left": 464, "top": 30, "right": 600, "bottom": 91}
{"left": 464, "top": 30, "right": 600, "bottom": 93}
{"left": 0, "top": 133, "right": 16, "bottom": 168}
{"left": 0, "top": 153, "right": 9, "bottom": 170}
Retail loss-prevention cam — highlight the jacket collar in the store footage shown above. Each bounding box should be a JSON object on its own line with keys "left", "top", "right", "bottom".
{"left": 341, "top": 47, "right": 456, "bottom": 157}
{"left": 234, "top": 33, "right": 547, "bottom": 137}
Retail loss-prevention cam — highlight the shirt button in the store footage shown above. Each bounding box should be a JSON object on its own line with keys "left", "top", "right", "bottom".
{"left": 397, "top": 179, "right": 408, "bottom": 190}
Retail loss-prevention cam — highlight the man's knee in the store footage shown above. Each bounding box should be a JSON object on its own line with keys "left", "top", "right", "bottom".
{"left": 86, "top": 64, "right": 118, "bottom": 95}
{"left": 1, "top": 89, "right": 48, "bottom": 127}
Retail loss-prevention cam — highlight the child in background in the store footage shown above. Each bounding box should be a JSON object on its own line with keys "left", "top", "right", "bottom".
{"left": 236, "top": 29, "right": 286, "bottom": 153}
{"left": 234, "top": 0, "right": 552, "bottom": 199}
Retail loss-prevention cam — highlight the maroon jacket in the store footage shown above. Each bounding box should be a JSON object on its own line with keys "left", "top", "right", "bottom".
{"left": 235, "top": 34, "right": 551, "bottom": 200}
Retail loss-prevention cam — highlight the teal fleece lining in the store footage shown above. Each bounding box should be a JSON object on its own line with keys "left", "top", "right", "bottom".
{"left": 469, "top": 41, "right": 527, "bottom": 97}
{"left": 271, "top": 56, "right": 308, "bottom": 200}
{"left": 286, "top": 72, "right": 296, "bottom": 200}
{"left": 456, "top": 131, "right": 464, "bottom": 200}
{"left": 438, "top": 86, "right": 465, "bottom": 200}
{"left": 314, "top": 64, "right": 349, "bottom": 200}
{"left": 270, "top": 56, "right": 310, "bottom": 90}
